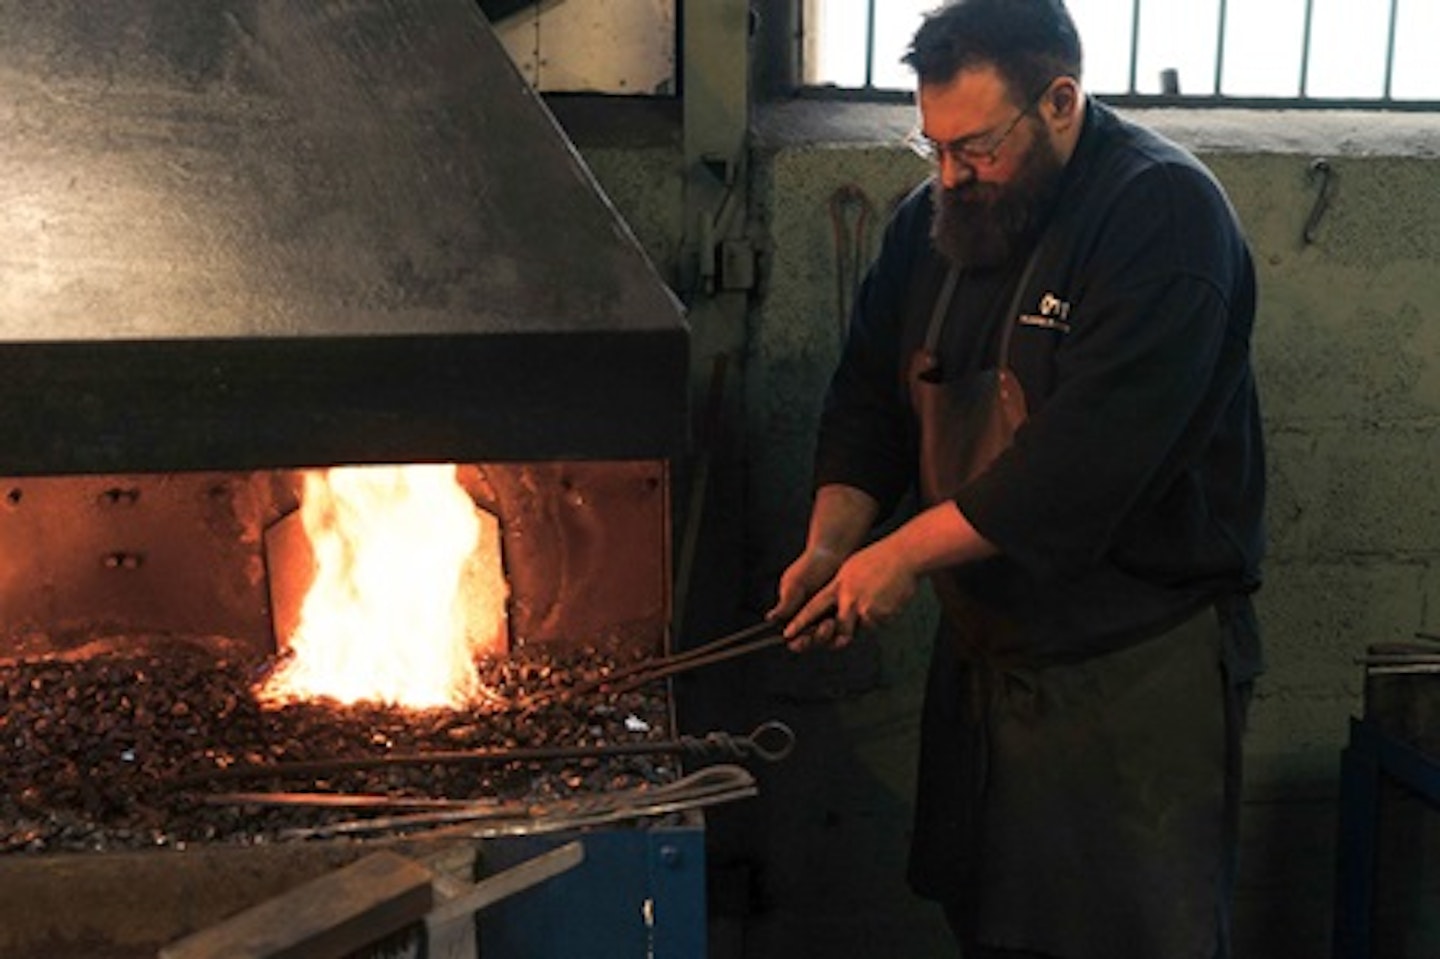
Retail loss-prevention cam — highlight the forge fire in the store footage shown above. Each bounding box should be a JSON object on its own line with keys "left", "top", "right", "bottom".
{"left": 259, "top": 464, "right": 510, "bottom": 710}
{"left": 0, "top": 461, "right": 676, "bottom": 854}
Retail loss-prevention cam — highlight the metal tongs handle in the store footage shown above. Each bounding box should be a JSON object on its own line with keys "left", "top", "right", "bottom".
{"left": 601, "top": 621, "right": 787, "bottom": 695}
{"left": 520, "top": 620, "right": 786, "bottom": 710}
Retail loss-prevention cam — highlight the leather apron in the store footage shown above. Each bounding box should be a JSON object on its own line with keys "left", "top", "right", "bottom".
{"left": 904, "top": 257, "right": 1240, "bottom": 959}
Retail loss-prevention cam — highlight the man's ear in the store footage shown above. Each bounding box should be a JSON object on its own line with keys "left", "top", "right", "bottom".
{"left": 1047, "top": 78, "right": 1081, "bottom": 127}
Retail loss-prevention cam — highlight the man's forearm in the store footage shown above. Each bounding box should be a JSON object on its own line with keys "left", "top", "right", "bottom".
{"left": 806, "top": 484, "right": 882, "bottom": 559}
{"left": 782, "top": 490, "right": 998, "bottom": 644}
{"left": 878, "top": 499, "right": 998, "bottom": 574}
{"left": 808, "top": 485, "right": 997, "bottom": 573}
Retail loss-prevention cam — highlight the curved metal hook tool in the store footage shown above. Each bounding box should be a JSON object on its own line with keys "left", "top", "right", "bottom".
{"left": 1304, "top": 157, "right": 1335, "bottom": 245}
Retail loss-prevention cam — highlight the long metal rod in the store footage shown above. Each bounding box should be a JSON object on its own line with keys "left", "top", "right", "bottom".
{"left": 173, "top": 720, "right": 796, "bottom": 785}
{"left": 1356, "top": 653, "right": 1440, "bottom": 666}
{"left": 277, "top": 765, "right": 760, "bottom": 840}
{"left": 1368, "top": 665, "right": 1440, "bottom": 676}
{"left": 195, "top": 792, "right": 490, "bottom": 810}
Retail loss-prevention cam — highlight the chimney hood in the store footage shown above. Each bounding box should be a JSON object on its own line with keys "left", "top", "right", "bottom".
{"left": 0, "top": 0, "right": 689, "bottom": 475}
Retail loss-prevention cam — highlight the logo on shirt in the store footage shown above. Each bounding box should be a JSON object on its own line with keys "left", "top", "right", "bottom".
{"left": 1019, "top": 291, "right": 1073, "bottom": 332}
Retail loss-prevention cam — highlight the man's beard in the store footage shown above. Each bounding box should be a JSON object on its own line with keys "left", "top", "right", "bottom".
{"left": 930, "top": 126, "right": 1065, "bottom": 271}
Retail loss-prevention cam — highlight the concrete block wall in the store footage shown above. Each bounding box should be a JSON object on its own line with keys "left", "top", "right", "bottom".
{"left": 1221, "top": 148, "right": 1440, "bottom": 789}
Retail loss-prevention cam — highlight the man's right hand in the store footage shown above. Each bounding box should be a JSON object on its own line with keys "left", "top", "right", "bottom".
{"left": 768, "top": 546, "right": 845, "bottom": 651}
{"left": 769, "top": 484, "right": 883, "bottom": 651}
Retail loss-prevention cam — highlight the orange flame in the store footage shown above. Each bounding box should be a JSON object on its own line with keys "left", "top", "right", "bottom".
{"left": 259, "top": 464, "right": 508, "bottom": 709}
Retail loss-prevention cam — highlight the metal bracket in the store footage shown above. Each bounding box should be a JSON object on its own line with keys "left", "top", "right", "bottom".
{"left": 682, "top": 0, "right": 752, "bottom": 301}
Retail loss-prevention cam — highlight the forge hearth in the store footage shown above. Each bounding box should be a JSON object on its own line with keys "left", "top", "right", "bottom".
{"left": 0, "top": 460, "right": 676, "bottom": 850}
{"left": 0, "top": 636, "right": 674, "bottom": 855}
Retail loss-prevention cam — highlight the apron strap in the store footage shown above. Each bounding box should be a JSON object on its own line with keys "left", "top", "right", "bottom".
{"left": 921, "top": 233, "right": 1053, "bottom": 369}
{"left": 923, "top": 267, "right": 961, "bottom": 356}
{"left": 994, "top": 244, "right": 1045, "bottom": 368}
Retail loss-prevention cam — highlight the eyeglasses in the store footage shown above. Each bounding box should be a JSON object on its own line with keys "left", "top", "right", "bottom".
{"left": 905, "top": 81, "right": 1053, "bottom": 168}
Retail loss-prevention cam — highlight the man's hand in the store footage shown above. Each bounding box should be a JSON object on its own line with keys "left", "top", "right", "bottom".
{"left": 783, "top": 536, "right": 919, "bottom": 650}
{"left": 773, "top": 497, "right": 999, "bottom": 652}
{"left": 767, "top": 484, "right": 882, "bottom": 651}
{"left": 767, "top": 545, "right": 845, "bottom": 649}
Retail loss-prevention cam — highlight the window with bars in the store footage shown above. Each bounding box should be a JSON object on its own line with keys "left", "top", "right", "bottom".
{"left": 803, "top": 0, "right": 1440, "bottom": 107}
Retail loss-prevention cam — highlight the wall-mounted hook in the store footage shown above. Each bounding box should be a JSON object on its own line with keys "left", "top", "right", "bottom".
{"left": 1303, "top": 157, "right": 1335, "bottom": 245}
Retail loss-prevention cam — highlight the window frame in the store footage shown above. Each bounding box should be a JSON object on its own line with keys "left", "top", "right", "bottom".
{"left": 763, "top": 0, "right": 1440, "bottom": 112}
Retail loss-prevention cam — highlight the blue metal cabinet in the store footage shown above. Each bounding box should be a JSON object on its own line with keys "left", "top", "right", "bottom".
{"left": 476, "top": 820, "right": 707, "bottom": 959}
{"left": 1333, "top": 717, "right": 1440, "bottom": 959}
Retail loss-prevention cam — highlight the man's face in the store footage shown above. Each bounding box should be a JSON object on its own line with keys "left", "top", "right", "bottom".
{"left": 918, "top": 66, "right": 1066, "bottom": 270}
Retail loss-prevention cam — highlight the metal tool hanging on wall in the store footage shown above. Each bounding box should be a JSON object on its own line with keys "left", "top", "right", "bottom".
{"left": 830, "top": 183, "right": 877, "bottom": 340}
{"left": 1303, "top": 157, "right": 1336, "bottom": 245}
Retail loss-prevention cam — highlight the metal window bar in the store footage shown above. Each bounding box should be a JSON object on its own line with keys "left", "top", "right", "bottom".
{"left": 1383, "top": 0, "right": 1400, "bottom": 101}
{"left": 1212, "top": 0, "right": 1228, "bottom": 96}
{"left": 818, "top": 0, "right": 1438, "bottom": 110}
{"left": 864, "top": 0, "right": 877, "bottom": 90}
{"left": 1299, "top": 0, "right": 1315, "bottom": 98}
{"left": 1127, "top": 0, "right": 1142, "bottom": 96}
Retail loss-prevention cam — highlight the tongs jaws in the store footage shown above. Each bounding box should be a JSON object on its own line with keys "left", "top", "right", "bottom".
{"left": 518, "top": 620, "right": 786, "bottom": 711}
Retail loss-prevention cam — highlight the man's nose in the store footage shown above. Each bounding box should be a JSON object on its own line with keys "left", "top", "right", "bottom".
{"left": 938, "top": 152, "right": 977, "bottom": 190}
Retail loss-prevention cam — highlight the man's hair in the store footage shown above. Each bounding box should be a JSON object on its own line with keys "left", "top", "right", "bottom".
{"left": 903, "top": 0, "right": 1083, "bottom": 103}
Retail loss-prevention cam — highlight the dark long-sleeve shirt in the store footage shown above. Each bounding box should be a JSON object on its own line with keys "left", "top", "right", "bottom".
{"left": 815, "top": 101, "right": 1265, "bottom": 664}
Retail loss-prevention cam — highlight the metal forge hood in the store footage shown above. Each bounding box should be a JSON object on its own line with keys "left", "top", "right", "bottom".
{"left": 0, "top": 0, "right": 689, "bottom": 474}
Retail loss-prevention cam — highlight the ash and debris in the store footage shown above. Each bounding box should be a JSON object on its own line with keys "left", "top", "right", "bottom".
{"left": 0, "top": 636, "right": 674, "bottom": 854}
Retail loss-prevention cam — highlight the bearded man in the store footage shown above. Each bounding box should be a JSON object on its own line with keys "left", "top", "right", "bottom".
{"left": 769, "top": 1, "right": 1266, "bottom": 957}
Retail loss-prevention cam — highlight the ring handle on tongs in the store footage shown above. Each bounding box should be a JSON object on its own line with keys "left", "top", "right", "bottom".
{"left": 743, "top": 720, "right": 797, "bottom": 762}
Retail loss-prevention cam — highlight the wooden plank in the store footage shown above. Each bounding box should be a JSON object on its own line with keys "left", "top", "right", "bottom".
{"left": 158, "top": 850, "right": 434, "bottom": 959}
{"left": 428, "top": 840, "right": 584, "bottom": 925}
